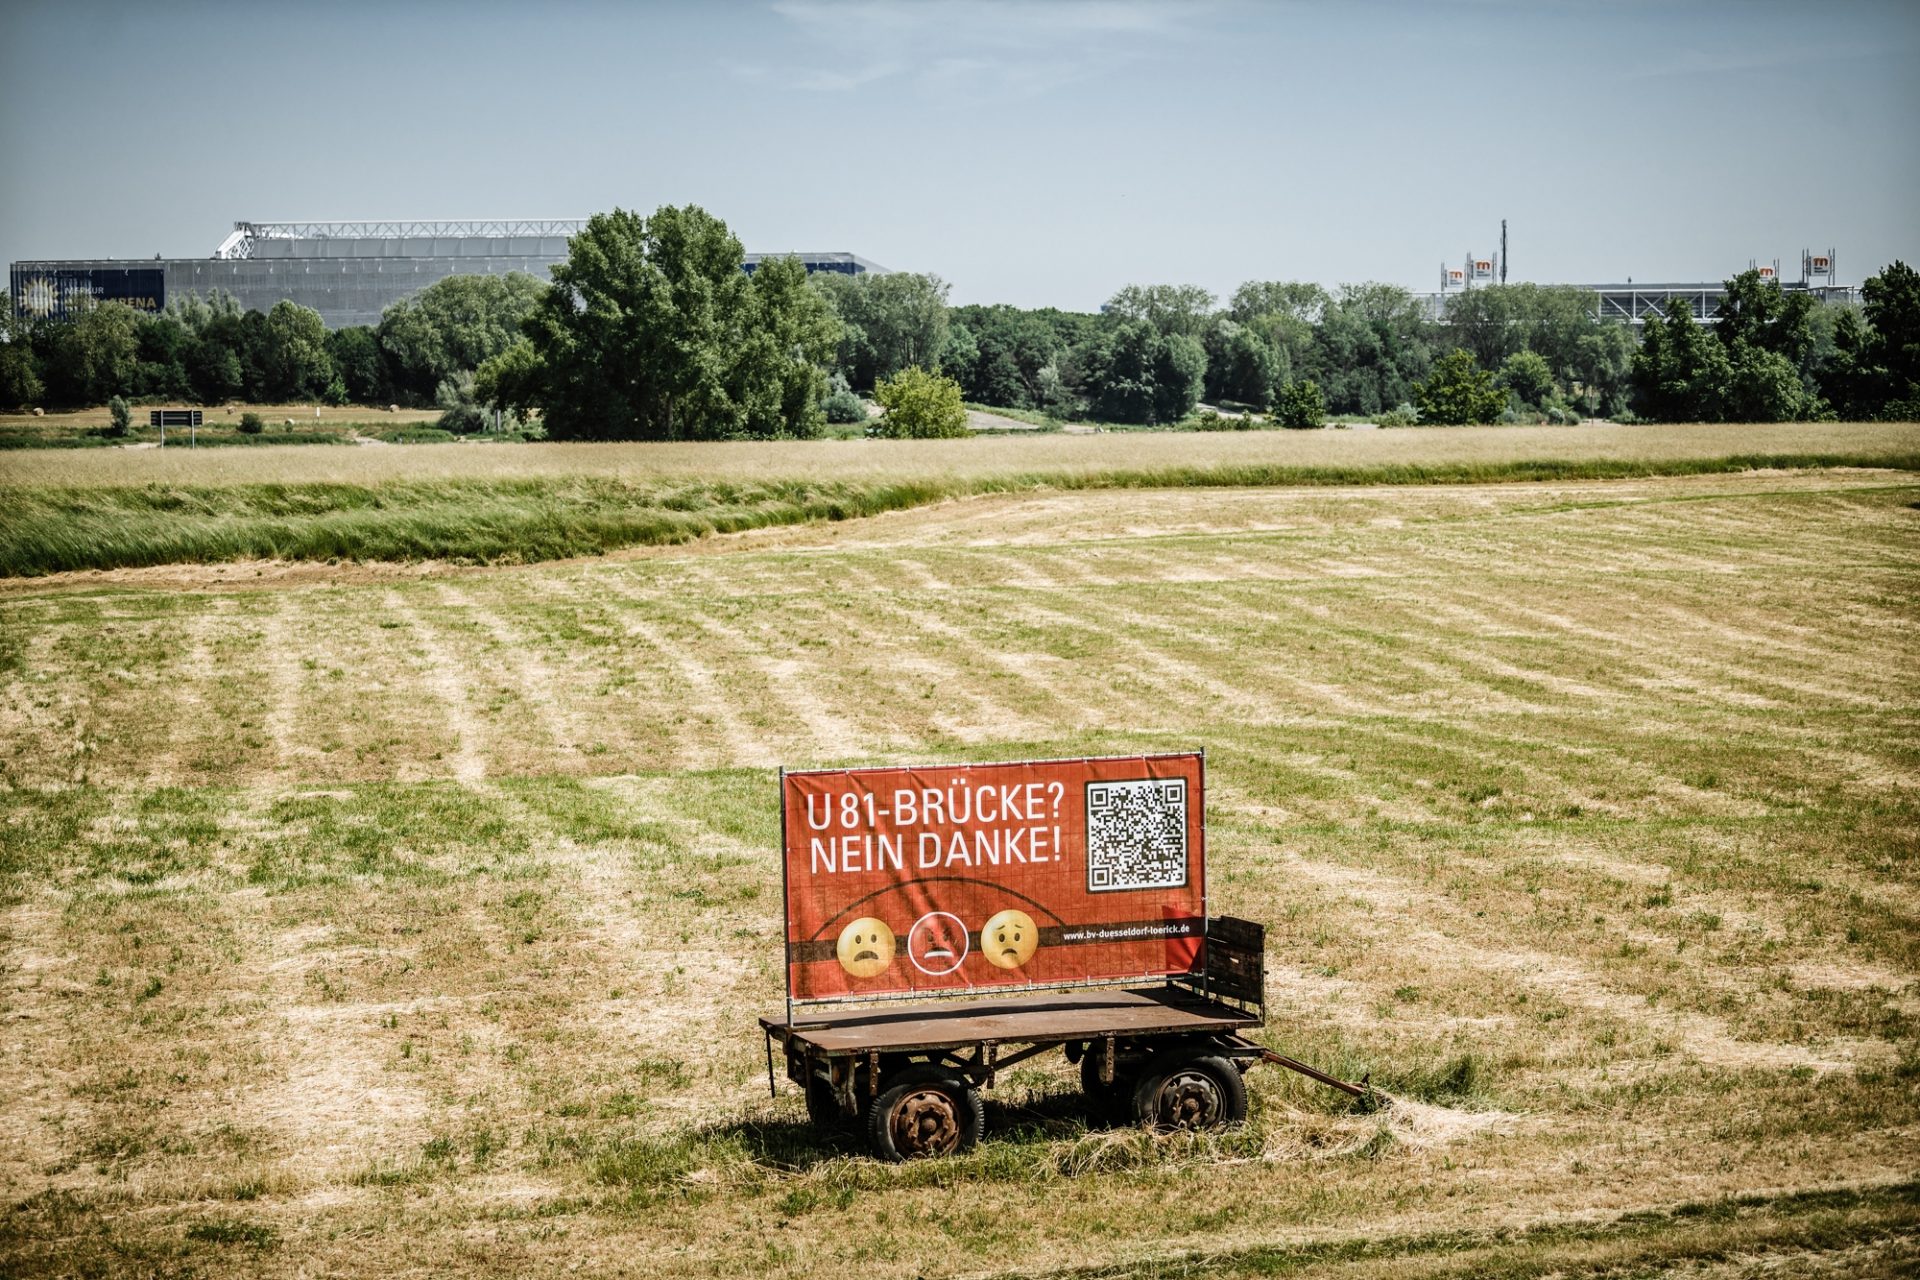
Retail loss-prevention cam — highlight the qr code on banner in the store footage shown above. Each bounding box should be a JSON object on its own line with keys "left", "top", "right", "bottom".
{"left": 1086, "top": 778, "right": 1188, "bottom": 892}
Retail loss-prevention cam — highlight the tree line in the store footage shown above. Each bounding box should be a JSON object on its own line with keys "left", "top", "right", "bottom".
{"left": 0, "top": 271, "right": 547, "bottom": 419}
{"left": 2, "top": 203, "right": 1915, "bottom": 432}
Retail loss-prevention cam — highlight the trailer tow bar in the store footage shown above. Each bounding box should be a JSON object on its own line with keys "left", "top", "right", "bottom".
{"left": 1258, "top": 1048, "right": 1378, "bottom": 1109}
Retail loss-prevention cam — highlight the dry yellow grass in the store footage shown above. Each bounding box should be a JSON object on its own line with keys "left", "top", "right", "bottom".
{"left": 4, "top": 420, "right": 1916, "bottom": 489}
{"left": 1, "top": 462, "right": 1916, "bottom": 1276}
{"left": 0, "top": 402, "right": 435, "bottom": 432}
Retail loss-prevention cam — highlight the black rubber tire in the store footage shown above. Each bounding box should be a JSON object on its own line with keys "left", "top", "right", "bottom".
{"left": 1130, "top": 1054, "right": 1249, "bottom": 1132}
{"left": 866, "top": 1066, "right": 985, "bottom": 1161}
{"left": 1079, "top": 1050, "right": 1133, "bottom": 1124}
{"left": 805, "top": 1075, "right": 847, "bottom": 1130}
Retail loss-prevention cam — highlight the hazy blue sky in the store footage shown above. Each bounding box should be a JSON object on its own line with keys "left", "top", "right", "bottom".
{"left": 3, "top": 0, "right": 1915, "bottom": 309}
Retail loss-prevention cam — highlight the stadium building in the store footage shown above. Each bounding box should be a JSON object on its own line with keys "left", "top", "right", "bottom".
{"left": 9, "top": 220, "right": 888, "bottom": 330}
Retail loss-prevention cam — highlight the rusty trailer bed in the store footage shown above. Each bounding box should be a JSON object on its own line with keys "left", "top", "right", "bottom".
{"left": 761, "top": 984, "right": 1258, "bottom": 1056}
{"left": 754, "top": 918, "right": 1371, "bottom": 1157}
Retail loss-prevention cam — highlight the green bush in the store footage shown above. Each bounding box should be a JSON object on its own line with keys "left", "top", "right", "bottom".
{"left": 1271, "top": 379, "right": 1326, "bottom": 429}
{"left": 1495, "top": 350, "right": 1557, "bottom": 409}
{"left": 237, "top": 412, "right": 265, "bottom": 435}
{"left": 871, "top": 365, "right": 969, "bottom": 439}
{"left": 435, "top": 372, "right": 488, "bottom": 434}
{"left": 1377, "top": 404, "right": 1419, "bottom": 427}
{"left": 820, "top": 373, "right": 867, "bottom": 424}
{"left": 371, "top": 426, "right": 459, "bottom": 444}
{"left": 1189, "top": 408, "right": 1253, "bottom": 431}
{"left": 106, "top": 396, "right": 132, "bottom": 437}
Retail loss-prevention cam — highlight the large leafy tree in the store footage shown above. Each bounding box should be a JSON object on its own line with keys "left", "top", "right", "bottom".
{"left": 1715, "top": 269, "right": 1824, "bottom": 405}
{"left": 1227, "top": 282, "right": 1325, "bottom": 397}
{"left": 1202, "top": 319, "right": 1282, "bottom": 408}
{"left": 325, "top": 326, "right": 385, "bottom": 404}
{"left": 943, "top": 304, "right": 1093, "bottom": 409}
{"left": 40, "top": 302, "right": 140, "bottom": 405}
{"left": 1104, "top": 284, "right": 1217, "bottom": 338}
{"left": 1569, "top": 324, "right": 1637, "bottom": 417}
{"left": 1084, "top": 321, "right": 1206, "bottom": 424}
{"left": 1444, "top": 285, "right": 1599, "bottom": 376}
{"left": 260, "top": 301, "right": 333, "bottom": 401}
{"left": 133, "top": 311, "right": 192, "bottom": 400}
{"left": 1309, "top": 283, "right": 1434, "bottom": 415}
{"left": 1724, "top": 340, "right": 1816, "bottom": 422}
{"left": 1631, "top": 272, "right": 1830, "bottom": 422}
{"left": 1495, "top": 349, "right": 1556, "bottom": 409}
{"left": 1228, "top": 281, "right": 1329, "bottom": 326}
{"left": 523, "top": 205, "right": 840, "bottom": 440}
{"left": 377, "top": 271, "right": 547, "bottom": 405}
{"left": 730, "top": 254, "right": 841, "bottom": 438}
{"left": 1415, "top": 350, "right": 1505, "bottom": 425}
{"left": 1862, "top": 260, "right": 1920, "bottom": 412}
{"left": 0, "top": 340, "right": 43, "bottom": 410}
{"left": 1716, "top": 270, "right": 1814, "bottom": 359}
{"left": 1631, "top": 301, "right": 1732, "bottom": 421}
{"left": 812, "top": 271, "right": 950, "bottom": 391}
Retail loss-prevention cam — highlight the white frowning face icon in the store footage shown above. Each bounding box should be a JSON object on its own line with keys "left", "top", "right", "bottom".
{"left": 906, "top": 911, "right": 969, "bottom": 976}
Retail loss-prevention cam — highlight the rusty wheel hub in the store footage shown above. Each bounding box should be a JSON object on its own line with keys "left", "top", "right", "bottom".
{"left": 1156, "top": 1069, "right": 1223, "bottom": 1129}
{"left": 890, "top": 1087, "right": 961, "bottom": 1157}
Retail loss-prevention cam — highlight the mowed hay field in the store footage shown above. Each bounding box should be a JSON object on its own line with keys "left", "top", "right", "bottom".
{"left": 2, "top": 426, "right": 1918, "bottom": 1277}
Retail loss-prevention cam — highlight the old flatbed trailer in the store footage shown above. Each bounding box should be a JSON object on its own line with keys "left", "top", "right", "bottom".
{"left": 763, "top": 916, "right": 1369, "bottom": 1160}
{"left": 767, "top": 754, "right": 1370, "bottom": 1160}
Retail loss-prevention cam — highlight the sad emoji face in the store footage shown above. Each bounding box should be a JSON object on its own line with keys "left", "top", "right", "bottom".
{"left": 835, "top": 917, "right": 896, "bottom": 979}
{"left": 981, "top": 908, "right": 1039, "bottom": 970}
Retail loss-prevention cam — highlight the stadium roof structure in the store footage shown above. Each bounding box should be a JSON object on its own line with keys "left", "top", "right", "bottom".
{"left": 214, "top": 220, "right": 591, "bottom": 258}
{"left": 210, "top": 221, "right": 888, "bottom": 278}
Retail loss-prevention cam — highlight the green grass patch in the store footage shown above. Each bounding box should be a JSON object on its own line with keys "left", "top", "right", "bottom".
{"left": 367, "top": 426, "right": 461, "bottom": 444}
{"left": 964, "top": 402, "right": 1071, "bottom": 429}
{"left": 4, "top": 451, "right": 1917, "bottom": 576}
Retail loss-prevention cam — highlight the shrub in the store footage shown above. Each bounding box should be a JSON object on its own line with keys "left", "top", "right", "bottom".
{"left": 237, "top": 412, "right": 264, "bottom": 435}
{"left": 435, "top": 372, "right": 487, "bottom": 434}
{"left": 106, "top": 396, "right": 132, "bottom": 437}
{"left": 820, "top": 373, "right": 867, "bottom": 424}
{"left": 1271, "top": 379, "right": 1326, "bottom": 429}
{"left": 1189, "top": 408, "right": 1246, "bottom": 431}
{"left": 1377, "top": 404, "right": 1419, "bottom": 427}
{"left": 872, "top": 365, "right": 969, "bottom": 438}
{"left": 1881, "top": 395, "right": 1920, "bottom": 422}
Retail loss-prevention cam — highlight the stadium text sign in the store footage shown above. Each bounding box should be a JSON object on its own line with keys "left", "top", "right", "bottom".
{"left": 781, "top": 753, "right": 1205, "bottom": 1004}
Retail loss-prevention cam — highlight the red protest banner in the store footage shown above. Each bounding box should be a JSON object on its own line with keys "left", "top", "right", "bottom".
{"left": 781, "top": 753, "right": 1205, "bottom": 1004}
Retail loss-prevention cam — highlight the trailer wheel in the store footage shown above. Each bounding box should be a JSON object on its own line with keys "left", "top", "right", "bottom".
{"left": 1078, "top": 1051, "right": 1133, "bottom": 1124}
{"left": 1131, "top": 1054, "right": 1248, "bottom": 1132}
{"left": 866, "top": 1067, "right": 984, "bottom": 1161}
